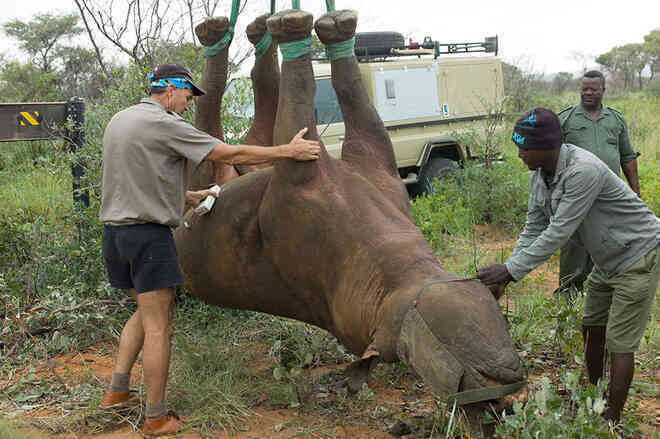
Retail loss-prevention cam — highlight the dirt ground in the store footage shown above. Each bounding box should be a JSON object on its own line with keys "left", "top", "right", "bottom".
{"left": 3, "top": 228, "right": 658, "bottom": 438}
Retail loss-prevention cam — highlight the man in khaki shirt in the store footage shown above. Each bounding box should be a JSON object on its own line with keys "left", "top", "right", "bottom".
{"left": 98, "top": 63, "right": 320, "bottom": 436}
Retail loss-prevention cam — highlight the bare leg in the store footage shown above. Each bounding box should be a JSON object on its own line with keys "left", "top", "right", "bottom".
{"left": 137, "top": 287, "right": 174, "bottom": 406}
{"left": 114, "top": 289, "right": 144, "bottom": 375}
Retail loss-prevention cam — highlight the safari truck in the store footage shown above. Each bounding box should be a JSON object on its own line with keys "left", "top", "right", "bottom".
{"left": 313, "top": 33, "right": 503, "bottom": 196}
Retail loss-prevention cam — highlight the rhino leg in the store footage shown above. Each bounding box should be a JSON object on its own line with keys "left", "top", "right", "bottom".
{"left": 191, "top": 17, "right": 239, "bottom": 189}
{"left": 266, "top": 9, "right": 331, "bottom": 186}
{"left": 314, "top": 11, "right": 409, "bottom": 214}
{"left": 236, "top": 13, "right": 281, "bottom": 175}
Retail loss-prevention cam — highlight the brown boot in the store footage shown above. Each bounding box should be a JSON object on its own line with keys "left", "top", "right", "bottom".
{"left": 99, "top": 390, "right": 135, "bottom": 408}
{"left": 142, "top": 413, "right": 181, "bottom": 437}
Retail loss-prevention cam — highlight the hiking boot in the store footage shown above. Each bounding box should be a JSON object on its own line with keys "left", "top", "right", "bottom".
{"left": 142, "top": 412, "right": 181, "bottom": 437}
{"left": 99, "top": 390, "right": 135, "bottom": 408}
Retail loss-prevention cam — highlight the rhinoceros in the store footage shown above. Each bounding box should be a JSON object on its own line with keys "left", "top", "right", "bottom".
{"left": 175, "top": 8, "right": 524, "bottom": 422}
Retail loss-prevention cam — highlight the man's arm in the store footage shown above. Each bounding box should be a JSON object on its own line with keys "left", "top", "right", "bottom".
{"left": 617, "top": 116, "right": 640, "bottom": 196}
{"left": 621, "top": 159, "right": 640, "bottom": 197}
{"left": 504, "top": 165, "right": 605, "bottom": 281}
{"left": 205, "top": 128, "right": 320, "bottom": 165}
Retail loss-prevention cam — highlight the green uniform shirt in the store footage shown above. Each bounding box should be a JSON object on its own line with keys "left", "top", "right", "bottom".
{"left": 99, "top": 98, "right": 219, "bottom": 227}
{"left": 558, "top": 104, "right": 638, "bottom": 175}
{"left": 505, "top": 144, "right": 659, "bottom": 281}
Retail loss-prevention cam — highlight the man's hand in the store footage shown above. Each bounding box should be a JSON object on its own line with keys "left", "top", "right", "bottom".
{"left": 285, "top": 128, "right": 321, "bottom": 161}
{"left": 477, "top": 264, "right": 514, "bottom": 286}
{"left": 186, "top": 189, "right": 217, "bottom": 207}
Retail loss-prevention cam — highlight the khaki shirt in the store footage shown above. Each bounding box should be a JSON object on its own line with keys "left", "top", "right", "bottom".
{"left": 505, "top": 144, "right": 659, "bottom": 281}
{"left": 99, "top": 98, "right": 219, "bottom": 227}
{"left": 559, "top": 104, "right": 638, "bottom": 175}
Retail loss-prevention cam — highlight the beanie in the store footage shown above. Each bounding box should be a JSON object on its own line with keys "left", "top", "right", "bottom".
{"left": 511, "top": 107, "right": 562, "bottom": 149}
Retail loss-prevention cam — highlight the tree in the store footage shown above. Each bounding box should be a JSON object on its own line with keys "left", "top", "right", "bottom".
{"left": 2, "top": 14, "right": 83, "bottom": 73}
{"left": 643, "top": 28, "right": 660, "bottom": 82}
{"left": 552, "top": 72, "right": 574, "bottom": 95}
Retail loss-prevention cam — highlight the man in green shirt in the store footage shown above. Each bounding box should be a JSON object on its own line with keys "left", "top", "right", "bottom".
{"left": 477, "top": 107, "right": 659, "bottom": 424}
{"left": 558, "top": 70, "right": 641, "bottom": 294}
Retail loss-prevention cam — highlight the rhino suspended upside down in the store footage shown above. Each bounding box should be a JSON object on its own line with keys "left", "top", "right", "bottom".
{"left": 176, "top": 9, "right": 524, "bottom": 406}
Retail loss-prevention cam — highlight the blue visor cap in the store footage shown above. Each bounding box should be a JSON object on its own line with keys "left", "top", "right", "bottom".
{"left": 149, "top": 75, "right": 194, "bottom": 91}
{"left": 148, "top": 63, "right": 206, "bottom": 96}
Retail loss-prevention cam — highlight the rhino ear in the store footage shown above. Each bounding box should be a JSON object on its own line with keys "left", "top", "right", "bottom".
{"left": 345, "top": 351, "right": 379, "bottom": 394}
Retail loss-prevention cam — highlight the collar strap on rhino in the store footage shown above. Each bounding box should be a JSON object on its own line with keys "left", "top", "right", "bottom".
{"left": 398, "top": 279, "right": 527, "bottom": 406}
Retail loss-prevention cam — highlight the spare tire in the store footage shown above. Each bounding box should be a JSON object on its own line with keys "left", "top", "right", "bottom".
{"left": 355, "top": 31, "right": 405, "bottom": 57}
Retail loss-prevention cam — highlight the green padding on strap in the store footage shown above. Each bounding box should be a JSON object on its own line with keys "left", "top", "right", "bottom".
{"left": 254, "top": 32, "right": 273, "bottom": 59}
{"left": 325, "top": 0, "right": 335, "bottom": 11}
{"left": 280, "top": 37, "right": 311, "bottom": 61}
{"left": 291, "top": 0, "right": 300, "bottom": 9}
{"left": 202, "top": 0, "right": 241, "bottom": 58}
{"left": 326, "top": 36, "right": 355, "bottom": 60}
{"left": 203, "top": 32, "right": 233, "bottom": 57}
{"left": 446, "top": 380, "right": 527, "bottom": 406}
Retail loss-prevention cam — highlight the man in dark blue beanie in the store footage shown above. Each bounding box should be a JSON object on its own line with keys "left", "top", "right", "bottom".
{"left": 478, "top": 107, "right": 660, "bottom": 424}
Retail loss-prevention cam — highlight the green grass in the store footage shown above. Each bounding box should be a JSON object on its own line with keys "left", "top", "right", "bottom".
{"left": 0, "top": 93, "right": 658, "bottom": 438}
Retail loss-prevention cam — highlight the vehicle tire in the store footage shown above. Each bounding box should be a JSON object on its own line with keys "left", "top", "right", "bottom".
{"left": 355, "top": 32, "right": 405, "bottom": 57}
{"left": 418, "top": 157, "right": 458, "bottom": 196}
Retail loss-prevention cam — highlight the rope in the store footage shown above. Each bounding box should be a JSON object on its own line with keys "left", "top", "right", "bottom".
{"left": 271, "top": 0, "right": 276, "bottom": 14}
{"left": 291, "top": 0, "right": 300, "bottom": 8}
{"left": 280, "top": 36, "right": 311, "bottom": 61}
{"left": 202, "top": 0, "right": 241, "bottom": 58}
{"left": 326, "top": 36, "right": 354, "bottom": 60}
{"left": 325, "top": 0, "right": 335, "bottom": 11}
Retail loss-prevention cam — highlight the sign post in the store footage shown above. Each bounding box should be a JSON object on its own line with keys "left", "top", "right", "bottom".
{"left": 0, "top": 99, "right": 88, "bottom": 208}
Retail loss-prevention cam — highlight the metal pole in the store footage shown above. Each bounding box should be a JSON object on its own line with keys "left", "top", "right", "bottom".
{"left": 67, "top": 97, "right": 89, "bottom": 209}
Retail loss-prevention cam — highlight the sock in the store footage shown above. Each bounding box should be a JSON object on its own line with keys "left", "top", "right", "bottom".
{"left": 109, "top": 372, "right": 130, "bottom": 393}
{"left": 146, "top": 399, "right": 168, "bottom": 419}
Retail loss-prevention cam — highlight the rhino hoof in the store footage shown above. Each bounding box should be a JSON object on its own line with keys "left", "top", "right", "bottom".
{"left": 314, "top": 10, "right": 358, "bottom": 45}
{"left": 266, "top": 9, "right": 313, "bottom": 43}
{"left": 195, "top": 17, "right": 230, "bottom": 46}
{"left": 246, "top": 13, "right": 270, "bottom": 45}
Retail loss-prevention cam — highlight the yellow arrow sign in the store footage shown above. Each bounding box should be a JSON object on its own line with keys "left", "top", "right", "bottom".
{"left": 18, "top": 111, "right": 41, "bottom": 126}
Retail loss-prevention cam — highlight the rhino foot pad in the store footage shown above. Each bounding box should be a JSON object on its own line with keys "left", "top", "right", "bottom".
{"left": 246, "top": 13, "right": 271, "bottom": 45}
{"left": 266, "top": 9, "right": 313, "bottom": 43}
{"left": 314, "top": 10, "right": 358, "bottom": 45}
{"left": 195, "top": 17, "right": 230, "bottom": 46}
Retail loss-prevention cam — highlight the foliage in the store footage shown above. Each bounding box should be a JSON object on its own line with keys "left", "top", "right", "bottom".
{"left": 2, "top": 13, "right": 82, "bottom": 73}
{"left": 492, "top": 374, "right": 625, "bottom": 438}
{"left": 412, "top": 154, "right": 530, "bottom": 244}
{"left": 596, "top": 29, "right": 659, "bottom": 90}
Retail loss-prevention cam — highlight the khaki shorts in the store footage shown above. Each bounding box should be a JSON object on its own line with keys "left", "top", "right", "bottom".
{"left": 583, "top": 245, "right": 660, "bottom": 353}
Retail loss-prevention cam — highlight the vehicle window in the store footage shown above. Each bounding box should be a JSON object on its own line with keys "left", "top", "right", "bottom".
{"left": 314, "top": 78, "right": 343, "bottom": 125}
